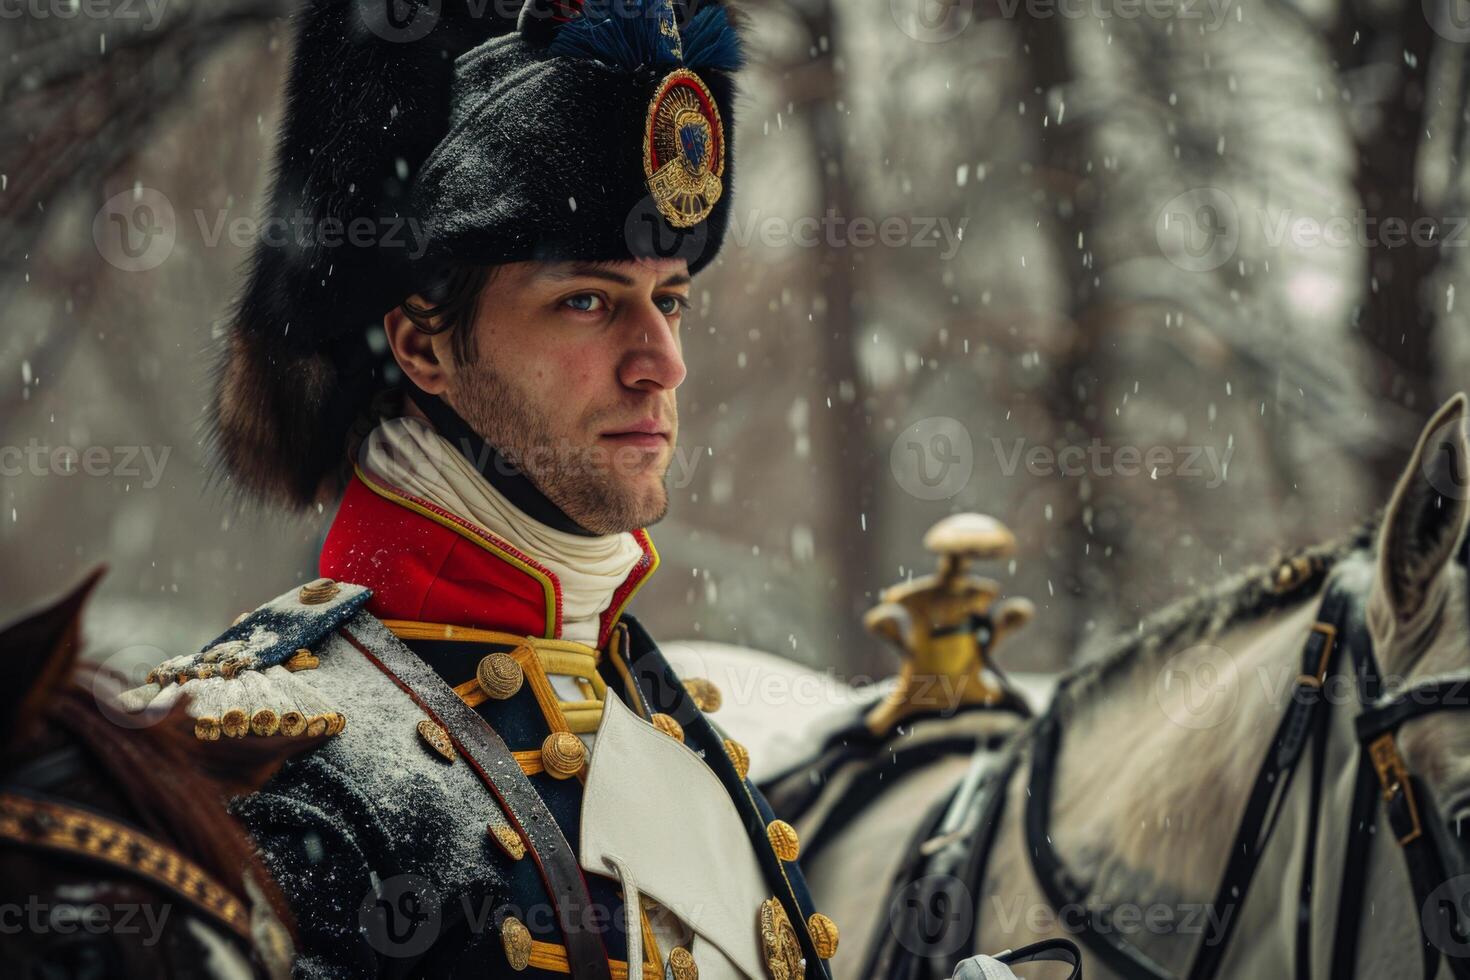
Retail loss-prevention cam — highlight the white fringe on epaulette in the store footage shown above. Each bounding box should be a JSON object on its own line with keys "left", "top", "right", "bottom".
{"left": 119, "top": 663, "right": 346, "bottom": 741}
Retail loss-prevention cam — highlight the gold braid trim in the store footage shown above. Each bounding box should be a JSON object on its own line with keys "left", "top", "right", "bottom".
{"left": 527, "top": 938, "right": 662, "bottom": 979}
{"left": 0, "top": 791, "right": 252, "bottom": 941}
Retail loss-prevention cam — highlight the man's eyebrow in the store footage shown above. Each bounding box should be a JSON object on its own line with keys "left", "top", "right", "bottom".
{"left": 541, "top": 263, "right": 690, "bottom": 289}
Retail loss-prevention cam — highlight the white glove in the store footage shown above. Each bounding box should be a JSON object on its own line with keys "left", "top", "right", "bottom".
{"left": 950, "top": 954, "right": 1022, "bottom": 980}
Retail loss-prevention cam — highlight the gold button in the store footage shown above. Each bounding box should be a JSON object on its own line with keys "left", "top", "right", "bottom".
{"left": 501, "top": 915, "right": 532, "bottom": 970}
{"left": 808, "top": 912, "right": 839, "bottom": 959}
{"left": 298, "top": 578, "right": 340, "bottom": 605}
{"left": 651, "top": 713, "right": 684, "bottom": 742}
{"left": 489, "top": 823, "right": 526, "bottom": 861}
{"left": 417, "top": 718, "right": 456, "bottom": 763}
{"left": 194, "top": 716, "right": 220, "bottom": 741}
{"left": 221, "top": 708, "right": 249, "bottom": 738}
{"left": 724, "top": 738, "right": 750, "bottom": 780}
{"left": 668, "top": 945, "right": 699, "bottom": 979}
{"left": 767, "top": 820, "right": 800, "bottom": 862}
{"left": 542, "top": 731, "right": 586, "bottom": 779}
{"left": 477, "top": 651, "right": 525, "bottom": 700}
{"left": 683, "top": 677, "right": 723, "bottom": 713}
{"left": 251, "top": 708, "right": 279, "bottom": 737}
{"left": 284, "top": 649, "right": 320, "bottom": 672}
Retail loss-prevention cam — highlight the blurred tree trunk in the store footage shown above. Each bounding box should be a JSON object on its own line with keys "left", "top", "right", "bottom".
{"left": 759, "top": 0, "right": 886, "bottom": 674}
{"left": 1323, "top": 0, "right": 1441, "bottom": 487}
{"left": 1009, "top": 6, "right": 1115, "bottom": 656}
{"left": 0, "top": 0, "right": 289, "bottom": 413}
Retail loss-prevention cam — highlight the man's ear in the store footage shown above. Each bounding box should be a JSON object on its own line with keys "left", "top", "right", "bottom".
{"left": 383, "top": 299, "right": 451, "bottom": 394}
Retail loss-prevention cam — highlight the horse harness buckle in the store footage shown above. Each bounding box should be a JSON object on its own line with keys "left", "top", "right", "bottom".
{"left": 1367, "top": 733, "right": 1423, "bottom": 846}
{"left": 1297, "top": 621, "right": 1336, "bottom": 688}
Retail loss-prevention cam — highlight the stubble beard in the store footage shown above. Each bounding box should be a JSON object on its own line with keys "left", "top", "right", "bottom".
{"left": 446, "top": 360, "right": 672, "bottom": 535}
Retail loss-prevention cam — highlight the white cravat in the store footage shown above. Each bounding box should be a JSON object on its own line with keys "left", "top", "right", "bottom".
{"left": 360, "top": 416, "right": 646, "bottom": 644}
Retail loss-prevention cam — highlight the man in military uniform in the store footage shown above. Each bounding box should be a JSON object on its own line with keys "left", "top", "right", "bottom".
{"left": 122, "top": 0, "right": 841, "bottom": 976}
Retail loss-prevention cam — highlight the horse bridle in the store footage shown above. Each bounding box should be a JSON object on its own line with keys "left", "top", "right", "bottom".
{"left": 1023, "top": 544, "right": 1470, "bottom": 980}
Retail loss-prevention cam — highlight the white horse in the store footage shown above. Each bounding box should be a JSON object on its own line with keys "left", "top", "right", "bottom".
{"left": 670, "top": 393, "right": 1470, "bottom": 980}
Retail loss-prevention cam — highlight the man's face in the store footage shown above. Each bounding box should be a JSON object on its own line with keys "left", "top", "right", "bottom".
{"left": 438, "top": 257, "right": 690, "bottom": 535}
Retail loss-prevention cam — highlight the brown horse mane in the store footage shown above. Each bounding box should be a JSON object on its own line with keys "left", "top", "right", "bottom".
{"left": 37, "top": 668, "right": 301, "bottom": 939}
{"left": 1053, "top": 512, "right": 1383, "bottom": 721}
{"left": 1, "top": 571, "right": 306, "bottom": 952}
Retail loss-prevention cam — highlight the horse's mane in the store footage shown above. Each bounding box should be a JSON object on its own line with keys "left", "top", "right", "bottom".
{"left": 1053, "top": 512, "right": 1383, "bottom": 719}
{"left": 14, "top": 665, "right": 300, "bottom": 945}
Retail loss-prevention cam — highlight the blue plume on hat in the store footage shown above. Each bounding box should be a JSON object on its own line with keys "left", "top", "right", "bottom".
{"left": 546, "top": 0, "right": 744, "bottom": 73}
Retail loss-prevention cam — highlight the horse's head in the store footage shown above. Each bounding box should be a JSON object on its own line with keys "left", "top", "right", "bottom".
{"left": 0, "top": 567, "right": 104, "bottom": 759}
{"left": 1368, "top": 393, "right": 1470, "bottom": 839}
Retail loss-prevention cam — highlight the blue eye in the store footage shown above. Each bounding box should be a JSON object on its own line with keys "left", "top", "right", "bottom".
{"left": 658, "top": 294, "right": 691, "bottom": 316}
{"left": 564, "top": 293, "right": 605, "bottom": 312}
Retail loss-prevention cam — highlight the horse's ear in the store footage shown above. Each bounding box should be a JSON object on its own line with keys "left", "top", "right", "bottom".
{"left": 0, "top": 566, "right": 106, "bottom": 750}
{"left": 1375, "top": 394, "right": 1470, "bottom": 624}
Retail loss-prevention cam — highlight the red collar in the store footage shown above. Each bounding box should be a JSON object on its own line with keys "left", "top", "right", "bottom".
{"left": 319, "top": 469, "right": 659, "bottom": 648}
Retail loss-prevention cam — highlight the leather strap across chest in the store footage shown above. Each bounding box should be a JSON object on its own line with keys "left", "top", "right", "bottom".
{"left": 340, "top": 626, "right": 614, "bottom": 980}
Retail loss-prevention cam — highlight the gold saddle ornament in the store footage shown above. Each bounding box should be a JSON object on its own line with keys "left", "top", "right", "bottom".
{"left": 863, "top": 513, "right": 1035, "bottom": 736}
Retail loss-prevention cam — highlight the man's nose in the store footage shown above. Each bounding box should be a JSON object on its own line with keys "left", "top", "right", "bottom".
{"left": 618, "top": 301, "right": 687, "bottom": 392}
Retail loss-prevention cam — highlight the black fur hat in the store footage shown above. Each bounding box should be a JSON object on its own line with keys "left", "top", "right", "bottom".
{"left": 211, "top": 0, "right": 745, "bottom": 509}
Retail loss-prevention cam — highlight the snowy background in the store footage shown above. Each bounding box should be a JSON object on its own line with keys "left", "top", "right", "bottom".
{"left": 3, "top": 0, "right": 1469, "bottom": 682}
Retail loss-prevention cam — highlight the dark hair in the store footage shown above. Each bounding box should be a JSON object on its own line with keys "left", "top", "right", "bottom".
{"left": 400, "top": 264, "right": 494, "bottom": 365}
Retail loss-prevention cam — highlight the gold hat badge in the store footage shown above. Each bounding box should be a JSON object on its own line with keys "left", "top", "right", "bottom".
{"left": 863, "top": 513, "right": 1035, "bottom": 736}
{"left": 643, "top": 68, "right": 725, "bottom": 228}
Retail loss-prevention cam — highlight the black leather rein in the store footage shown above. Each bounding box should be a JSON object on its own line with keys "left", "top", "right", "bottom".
{"left": 1023, "top": 552, "right": 1470, "bottom": 980}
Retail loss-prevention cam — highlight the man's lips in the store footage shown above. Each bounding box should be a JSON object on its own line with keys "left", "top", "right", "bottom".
{"left": 600, "top": 420, "right": 670, "bottom": 450}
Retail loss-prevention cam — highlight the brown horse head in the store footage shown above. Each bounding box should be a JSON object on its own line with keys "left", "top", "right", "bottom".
{"left": 0, "top": 566, "right": 104, "bottom": 755}
{"left": 0, "top": 569, "right": 307, "bottom": 977}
